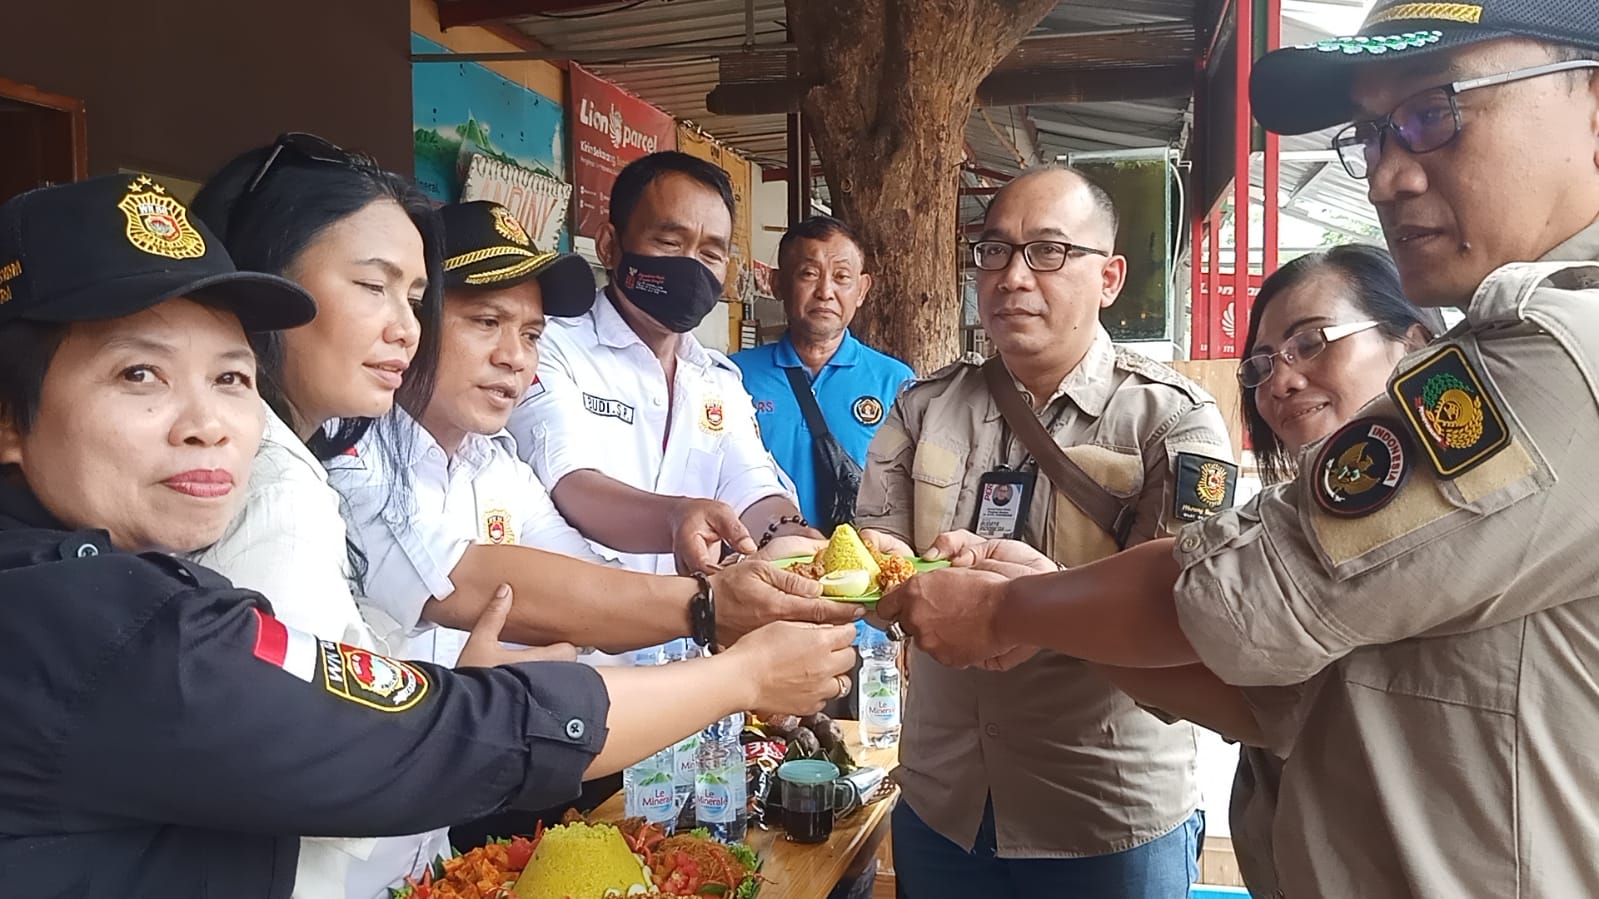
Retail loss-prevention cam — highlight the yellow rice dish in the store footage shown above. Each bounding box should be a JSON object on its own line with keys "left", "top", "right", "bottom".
{"left": 512, "top": 822, "right": 654, "bottom": 899}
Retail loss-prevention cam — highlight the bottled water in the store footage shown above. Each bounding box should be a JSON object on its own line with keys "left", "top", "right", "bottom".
{"left": 694, "top": 712, "right": 748, "bottom": 842}
{"left": 858, "top": 626, "right": 902, "bottom": 749}
{"left": 623, "top": 647, "right": 676, "bottom": 831}
{"left": 672, "top": 641, "right": 704, "bottom": 826}
{"left": 623, "top": 744, "right": 678, "bottom": 830}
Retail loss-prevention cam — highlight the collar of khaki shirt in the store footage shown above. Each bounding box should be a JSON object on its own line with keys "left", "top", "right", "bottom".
{"left": 1540, "top": 213, "right": 1599, "bottom": 264}
{"left": 1007, "top": 325, "right": 1118, "bottom": 418}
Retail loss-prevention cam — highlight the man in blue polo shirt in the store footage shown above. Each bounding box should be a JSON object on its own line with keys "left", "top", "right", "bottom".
{"left": 733, "top": 216, "right": 914, "bottom": 532}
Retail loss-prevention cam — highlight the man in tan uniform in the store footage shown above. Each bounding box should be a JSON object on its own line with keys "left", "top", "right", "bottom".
{"left": 878, "top": 3, "right": 1599, "bottom": 896}
{"left": 856, "top": 167, "right": 1237, "bottom": 897}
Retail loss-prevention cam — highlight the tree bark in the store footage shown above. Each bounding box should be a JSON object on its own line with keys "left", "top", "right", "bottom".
{"left": 785, "top": 0, "right": 1058, "bottom": 374}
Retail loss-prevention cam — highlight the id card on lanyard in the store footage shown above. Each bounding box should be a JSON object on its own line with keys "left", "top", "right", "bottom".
{"left": 973, "top": 467, "right": 1036, "bottom": 539}
{"left": 971, "top": 402, "right": 1068, "bottom": 540}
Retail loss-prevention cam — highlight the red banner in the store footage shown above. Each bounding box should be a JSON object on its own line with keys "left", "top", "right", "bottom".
{"left": 569, "top": 63, "right": 677, "bottom": 239}
{"left": 1192, "top": 271, "right": 1263, "bottom": 360}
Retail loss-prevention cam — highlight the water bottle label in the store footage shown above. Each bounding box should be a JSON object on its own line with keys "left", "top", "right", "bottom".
{"left": 675, "top": 737, "right": 700, "bottom": 780}
{"left": 865, "top": 693, "right": 900, "bottom": 725}
{"left": 695, "top": 773, "right": 737, "bottom": 823}
{"left": 638, "top": 776, "right": 675, "bottom": 820}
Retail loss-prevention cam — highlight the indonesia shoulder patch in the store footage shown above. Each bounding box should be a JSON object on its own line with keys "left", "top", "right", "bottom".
{"left": 1312, "top": 417, "right": 1413, "bottom": 517}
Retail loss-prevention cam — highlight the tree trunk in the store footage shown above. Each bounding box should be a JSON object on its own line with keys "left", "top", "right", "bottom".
{"left": 785, "top": 0, "right": 1058, "bottom": 374}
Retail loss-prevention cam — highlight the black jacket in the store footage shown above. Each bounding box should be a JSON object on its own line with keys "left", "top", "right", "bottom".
{"left": 0, "top": 482, "right": 610, "bottom": 898}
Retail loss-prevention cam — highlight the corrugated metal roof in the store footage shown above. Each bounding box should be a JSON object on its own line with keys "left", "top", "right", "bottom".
{"left": 502, "top": 0, "right": 1203, "bottom": 177}
{"left": 487, "top": 0, "right": 1379, "bottom": 247}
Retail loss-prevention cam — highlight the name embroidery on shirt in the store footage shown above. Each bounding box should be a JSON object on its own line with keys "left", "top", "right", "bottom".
{"left": 583, "top": 392, "right": 635, "bottom": 424}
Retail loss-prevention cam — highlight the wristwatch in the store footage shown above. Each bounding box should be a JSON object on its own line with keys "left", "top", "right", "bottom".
{"left": 689, "top": 571, "right": 717, "bottom": 651}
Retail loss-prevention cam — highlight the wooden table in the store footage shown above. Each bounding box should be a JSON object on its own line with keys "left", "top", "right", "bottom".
{"left": 592, "top": 724, "right": 899, "bottom": 899}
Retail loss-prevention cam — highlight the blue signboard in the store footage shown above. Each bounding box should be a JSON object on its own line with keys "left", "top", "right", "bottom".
{"left": 411, "top": 34, "right": 568, "bottom": 249}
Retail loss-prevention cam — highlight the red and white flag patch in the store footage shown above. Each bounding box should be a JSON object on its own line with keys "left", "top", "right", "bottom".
{"left": 251, "top": 608, "right": 319, "bottom": 683}
{"left": 526, "top": 374, "right": 546, "bottom": 400}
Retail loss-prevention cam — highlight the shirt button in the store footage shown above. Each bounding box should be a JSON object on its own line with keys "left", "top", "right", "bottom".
{"left": 984, "top": 724, "right": 999, "bottom": 738}
{"left": 76, "top": 543, "right": 99, "bottom": 558}
{"left": 1178, "top": 533, "right": 1202, "bottom": 554}
{"left": 565, "top": 718, "right": 586, "bottom": 740}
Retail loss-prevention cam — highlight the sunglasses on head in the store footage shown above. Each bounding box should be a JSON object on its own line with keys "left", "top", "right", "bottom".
{"left": 243, "top": 132, "right": 378, "bottom": 196}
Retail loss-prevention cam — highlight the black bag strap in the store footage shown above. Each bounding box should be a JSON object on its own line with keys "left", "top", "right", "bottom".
{"left": 982, "top": 357, "right": 1137, "bottom": 549}
{"left": 784, "top": 367, "right": 835, "bottom": 440}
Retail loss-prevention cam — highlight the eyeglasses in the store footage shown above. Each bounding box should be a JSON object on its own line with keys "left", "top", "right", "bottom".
{"left": 243, "top": 132, "right": 375, "bottom": 196}
{"left": 971, "top": 239, "right": 1109, "bottom": 273}
{"left": 1332, "top": 59, "right": 1599, "bottom": 179}
{"left": 1236, "top": 320, "right": 1379, "bottom": 388}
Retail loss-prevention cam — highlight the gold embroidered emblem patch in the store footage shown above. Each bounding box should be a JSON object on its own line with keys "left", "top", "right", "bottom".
{"left": 118, "top": 176, "right": 206, "bottom": 260}
{"left": 483, "top": 509, "right": 515, "bottom": 545}
{"left": 701, "top": 400, "right": 725, "bottom": 433}
{"left": 491, "top": 206, "right": 531, "bottom": 245}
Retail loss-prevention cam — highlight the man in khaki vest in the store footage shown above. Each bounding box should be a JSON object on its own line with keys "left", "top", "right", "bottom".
{"left": 877, "top": 3, "right": 1599, "bottom": 896}
{"left": 855, "top": 166, "right": 1237, "bottom": 897}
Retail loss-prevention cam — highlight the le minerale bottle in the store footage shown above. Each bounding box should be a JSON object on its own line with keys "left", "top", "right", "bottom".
{"left": 858, "top": 626, "right": 902, "bottom": 749}
{"left": 694, "top": 711, "right": 748, "bottom": 842}
{"left": 622, "top": 646, "right": 677, "bottom": 831}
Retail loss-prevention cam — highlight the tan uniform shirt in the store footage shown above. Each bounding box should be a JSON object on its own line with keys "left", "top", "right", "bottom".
{"left": 858, "top": 328, "right": 1236, "bottom": 857}
{"left": 1174, "top": 220, "right": 1599, "bottom": 898}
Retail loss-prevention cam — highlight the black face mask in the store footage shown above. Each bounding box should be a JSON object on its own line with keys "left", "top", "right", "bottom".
{"left": 613, "top": 252, "right": 723, "bottom": 333}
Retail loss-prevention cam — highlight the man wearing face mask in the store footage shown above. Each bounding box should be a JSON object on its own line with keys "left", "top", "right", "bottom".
{"left": 509, "top": 152, "right": 821, "bottom": 601}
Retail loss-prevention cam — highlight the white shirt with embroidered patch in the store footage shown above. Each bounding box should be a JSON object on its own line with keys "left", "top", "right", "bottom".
{"left": 324, "top": 409, "right": 606, "bottom": 898}
{"left": 185, "top": 402, "right": 383, "bottom": 899}
{"left": 328, "top": 408, "right": 607, "bottom": 667}
{"left": 507, "top": 287, "right": 796, "bottom": 575}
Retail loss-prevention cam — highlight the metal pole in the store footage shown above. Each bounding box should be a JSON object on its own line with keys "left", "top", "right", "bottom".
{"left": 1231, "top": 0, "right": 1253, "bottom": 358}
{"left": 1208, "top": 209, "right": 1222, "bottom": 357}
{"left": 1192, "top": 217, "right": 1208, "bottom": 359}
{"left": 1263, "top": 0, "right": 1282, "bottom": 277}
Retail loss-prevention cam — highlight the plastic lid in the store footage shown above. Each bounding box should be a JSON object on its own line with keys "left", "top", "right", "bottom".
{"left": 778, "top": 759, "right": 840, "bottom": 785}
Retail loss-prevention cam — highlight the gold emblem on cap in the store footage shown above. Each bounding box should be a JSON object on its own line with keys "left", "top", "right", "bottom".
{"left": 1367, "top": 2, "right": 1483, "bottom": 25}
{"left": 0, "top": 259, "right": 20, "bottom": 306}
{"left": 118, "top": 176, "right": 207, "bottom": 260}
{"left": 491, "top": 205, "right": 531, "bottom": 245}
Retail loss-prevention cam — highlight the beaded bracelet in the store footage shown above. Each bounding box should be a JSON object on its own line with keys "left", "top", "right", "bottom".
{"left": 757, "top": 514, "right": 810, "bottom": 549}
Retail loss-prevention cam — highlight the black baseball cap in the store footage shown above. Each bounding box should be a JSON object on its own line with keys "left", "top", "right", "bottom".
{"left": 1251, "top": 0, "right": 1599, "bottom": 135}
{"left": 439, "top": 200, "right": 595, "bottom": 317}
{"left": 0, "top": 174, "right": 316, "bottom": 331}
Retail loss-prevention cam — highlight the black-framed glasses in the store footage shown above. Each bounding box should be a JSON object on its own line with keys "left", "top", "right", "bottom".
{"left": 1237, "top": 320, "right": 1379, "bottom": 388}
{"left": 1333, "top": 59, "right": 1599, "bottom": 179}
{"left": 243, "top": 132, "right": 373, "bottom": 196}
{"left": 971, "top": 239, "right": 1109, "bottom": 273}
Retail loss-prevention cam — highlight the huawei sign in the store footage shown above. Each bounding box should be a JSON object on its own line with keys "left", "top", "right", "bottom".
{"left": 1193, "top": 270, "right": 1262, "bottom": 360}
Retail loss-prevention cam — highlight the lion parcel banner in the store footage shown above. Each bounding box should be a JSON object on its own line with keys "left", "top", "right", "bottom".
{"left": 569, "top": 63, "right": 676, "bottom": 239}
{"left": 677, "top": 125, "right": 754, "bottom": 300}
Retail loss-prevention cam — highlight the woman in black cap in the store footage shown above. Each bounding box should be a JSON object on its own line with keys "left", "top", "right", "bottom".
{"left": 0, "top": 174, "right": 857, "bottom": 899}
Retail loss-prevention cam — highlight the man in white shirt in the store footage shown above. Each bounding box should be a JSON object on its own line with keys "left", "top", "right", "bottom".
{"left": 509, "top": 152, "right": 823, "bottom": 578}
